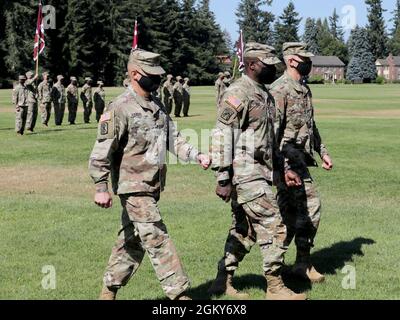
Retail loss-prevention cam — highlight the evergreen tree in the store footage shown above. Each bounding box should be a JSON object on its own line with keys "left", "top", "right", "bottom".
{"left": 329, "top": 8, "right": 344, "bottom": 41}
{"left": 302, "top": 18, "right": 320, "bottom": 54}
{"left": 273, "top": 1, "right": 301, "bottom": 55}
{"left": 236, "top": 0, "right": 274, "bottom": 44}
{"left": 388, "top": 0, "right": 400, "bottom": 55}
{"left": 347, "top": 27, "right": 377, "bottom": 82}
{"left": 365, "top": 0, "right": 388, "bottom": 59}
{"left": 390, "top": 0, "right": 400, "bottom": 36}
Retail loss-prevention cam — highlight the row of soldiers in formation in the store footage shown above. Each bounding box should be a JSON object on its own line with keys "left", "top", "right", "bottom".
{"left": 12, "top": 72, "right": 106, "bottom": 135}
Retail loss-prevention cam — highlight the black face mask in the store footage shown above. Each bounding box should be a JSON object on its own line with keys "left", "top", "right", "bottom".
{"left": 138, "top": 74, "right": 161, "bottom": 92}
{"left": 296, "top": 61, "right": 312, "bottom": 76}
{"left": 259, "top": 65, "right": 277, "bottom": 84}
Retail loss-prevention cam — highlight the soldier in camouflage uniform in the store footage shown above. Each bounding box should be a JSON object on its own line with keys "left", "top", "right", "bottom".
{"left": 215, "top": 72, "right": 225, "bottom": 105}
{"left": 93, "top": 81, "right": 106, "bottom": 122}
{"left": 208, "top": 42, "right": 306, "bottom": 300}
{"left": 66, "top": 77, "right": 79, "bottom": 125}
{"left": 12, "top": 81, "right": 18, "bottom": 106}
{"left": 81, "top": 77, "right": 93, "bottom": 123}
{"left": 25, "top": 71, "right": 38, "bottom": 133}
{"left": 38, "top": 72, "right": 53, "bottom": 126}
{"left": 182, "top": 77, "right": 190, "bottom": 117}
{"left": 14, "top": 75, "right": 29, "bottom": 135}
{"left": 162, "top": 74, "right": 174, "bottom": 114}
{"left": 270, "top": 42, "right": 333, "bottom": 283}
{"left": 52, "top": 75, "right": 66, "bottom": 126}
{"left": 173, "top": 76, "right": 184, "bottom": 117}
{"left": 89, "top": 49, "right": 211, "bottom": 301}
{"left": 223, "top": 71, "right": 232, "bottom": 89}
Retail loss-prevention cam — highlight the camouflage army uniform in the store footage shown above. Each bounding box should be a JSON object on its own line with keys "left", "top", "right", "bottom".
{"left": 93, "top": 83, "right": 106, "bottom": 122}
{"left": 215, "top": 73, "right": 224, "bottom": 105}
{"left": 211, "top": 72, "right": 288, "bottom": 277}
{"left": 25, "top": 72, "right": 38, "bottom": 131}
{"left": 81, "top": 79, "right": 93, "bottom": 123}
{"left": 162, "top": 75, "right": 174, "bottom": 114}
{"left": 89, "top": 78, "right": 200, "bottom": 299}
{"left": 173, "top": 76, "right": 183, "bottom": 117}
{"left": 67, "top": 78, "right": 79, "bottom": 125}
{"left": 14, "top": 77, "right": 29, "bottom": 135}
{"left": 182, "top": 78, "right": 190, "bottom": 117}
{"left": 38, "top": 77, "right": 53, "bottom": 126}
{"left": 270, "top": 60, "right": 330, "bottom": 262}
{"left": 52, "top": 76, "right": 66, "bottom": 126}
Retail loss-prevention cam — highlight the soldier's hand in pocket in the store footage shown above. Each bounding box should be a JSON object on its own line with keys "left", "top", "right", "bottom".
{"left": 94, "top": 192, "right": 113, "bottom": 209}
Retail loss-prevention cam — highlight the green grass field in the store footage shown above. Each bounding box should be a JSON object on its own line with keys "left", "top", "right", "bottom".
{"left": 0, "top": 84, "right": 399, "bottom": 300}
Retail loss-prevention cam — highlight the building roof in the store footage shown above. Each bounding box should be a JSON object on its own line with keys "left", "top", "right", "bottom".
{"left": 310, "top": 55, "right": 345, "bottom": 67}
{"left": 376, "top": 55, "right": 400, "bottom": 66}
{"left": 376, "top": 59, "right": 389, "bottom": 66}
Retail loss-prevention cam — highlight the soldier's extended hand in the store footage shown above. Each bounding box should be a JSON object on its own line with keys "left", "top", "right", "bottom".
{"left": 216, "top": 183, "right": 232, "bottom": 203}
{"left": 285, "top": 170, "right": 302, "bottom": 188}
{"left": 197, "top": 153, "right": 211, "bottom": 170}
{"left": 94, "top": 192, "right": 113, "bottom": 209}
{"left": 322, "top": 155, "right": 333, "bottom": 171}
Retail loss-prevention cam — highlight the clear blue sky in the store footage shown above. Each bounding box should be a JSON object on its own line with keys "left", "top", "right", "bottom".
{"left": 210, "top": 0, "right": 397, "bottom": 41}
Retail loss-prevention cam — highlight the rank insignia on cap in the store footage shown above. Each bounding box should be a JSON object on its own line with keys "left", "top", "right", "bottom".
{"left": 100, "top": 112, "right": 111, "bottom": 122}
{"left": 225, "top": 96, "right": 243, "bottom": 111}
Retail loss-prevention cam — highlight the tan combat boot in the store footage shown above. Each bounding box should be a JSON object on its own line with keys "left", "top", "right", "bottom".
{"left": 265, "top": 274, "right": 307, "bottom": 300}
{"left": 208, "top": 270, "right": 249, "bottom": 299}
{"left": 99, "top": 286, "right": 118, "bottom": 300}
{"left": 292, "top": 250, "right": 325, "bottom": 283}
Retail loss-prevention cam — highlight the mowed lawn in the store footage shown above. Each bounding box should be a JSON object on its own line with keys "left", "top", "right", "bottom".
{"left": 0, "top": 84, "right": 399, "bottom": 300}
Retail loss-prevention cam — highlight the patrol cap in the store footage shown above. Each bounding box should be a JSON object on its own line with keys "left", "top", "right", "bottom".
{"left": 224, "top": 71, "right": 231, "bottom": 77}
{"left": 19, "top": 75, "right": 27, "bottom": 80}
{"left": 176, "top": 76, "right": 182, "bottom": 81}
{"left": 128, "top": 49, "right": 165, "bottom": 76}
{"left": 282, "top": 42, "right": 314, "bottom": 57}
{"left": 26, "top": 71, "right": 34, "bottom": 78}
{"left": 244, "top": 42, "right": 281, "bottom": 65}
{"left": 85, "top": 77, "right": 92, "bottom": 82}
{"left": 97, "top": 81, "right": 104, "bottom": 85}
{"left": 57, "top": 75, "right": 64, "bottom": 81}
{"left": 218, "top": 72, "right": 224, "bottom": 77}
{"left": 184, "top": 77, "right": 189, "bottom": 81}
{"left": 42, "top": 72, "right": 49, "bottom": 77}
{"left": 167, "top": 74, "right": 173, "bottom": 79}
{"left": 70, "top": 76, "right": 77, "bottom": 81}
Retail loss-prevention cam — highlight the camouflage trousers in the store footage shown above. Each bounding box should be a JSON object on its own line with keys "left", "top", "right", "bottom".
{"left": 277, "top": 171, "right": 321, "bottom": 253}
{"left": 218, "top": 183, "right": 288, "bottom": 275}
{"left": 163, "top": 95, "right": 173, "bottom": 114}
{"left": 40, "top": 102, "right": 52, "bottom": 125}
{"left": 68, "top": 102, "right": 78, "bottom": 124}
{"left": 15, "top": 105, "right": 28, "bottom": 134}
{"left": 174, "top": 96, "right": 182, "bottom": 117}
{"left": 54, "top": 102, "right": 65, "bottom": 126}
{"left": 103, "top": 194, "right": 190, "bottom": 300}
{"left": 95, "top": 103, "right": 105, "bottom": 122}
{"left": 83, "top": 101, "right": 93, "bottom": 123}
{"left": 26, "top": 102, "right": 38, "bottom": 131}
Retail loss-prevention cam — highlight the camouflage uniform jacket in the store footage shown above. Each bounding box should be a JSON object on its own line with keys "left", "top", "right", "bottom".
{"left": 183, "top": 83, "right": 190, "bottom": 96}
{"left": 66, "top": 84, "right": 79, "bottom": 104}
{"left": 173, "top": 82, "right": 183, "bottom": 96}
{"left": 38, "top": 80, "right": 52, "bottom": 103}
{"left": 89, "top": 86, "right": 200, "bottom": 195}
{"left": 25, "top": 78, "right": 37, "bottom": 103}
{"left": 211, "top": 75, "right": 283, "bottom": 203}
{"left": 52, "top": 82, "right": 66, "bottom": 104}
{"left": 270, "top": 71, "right": 329, "bottom": 169}
{"left": 162, "top": 80, "right": 173, "bottom": 97}
{"left": 14, "top": 84, "right": 28, "bottom": 107}
{"left": 81, "top": 84, "right": 92, "bottom": 103}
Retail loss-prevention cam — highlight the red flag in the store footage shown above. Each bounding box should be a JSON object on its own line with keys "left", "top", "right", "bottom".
{"left": 33, "top": 0, "right": 45, "bottom": 61}
{"left": 132, "top": 20, "right": 138, "bottom": 50}
{"left": 236, "top": 30, "right": 244, "bottom": 72}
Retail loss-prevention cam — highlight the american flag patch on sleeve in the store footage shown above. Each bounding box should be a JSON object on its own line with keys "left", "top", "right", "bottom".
{"left": 100, "top": 112, "right": 111, "bottom": 122}
{"left": 226, "top": 96, "right": 243, "bottom": 111}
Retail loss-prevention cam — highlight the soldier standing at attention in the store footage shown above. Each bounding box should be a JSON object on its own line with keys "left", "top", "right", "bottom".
{"left": 270, "top": 42, "right": 333, "bottom": 284}
{"left": 38, "top": 72, "right": 53, "bottom": 127}
{"left": 14, "top": 75, "right": 29, "bottom": 135}
{"left": 162, "top": 74, "right": 174, "bottom": 114}
{"left": 93, "top": 81, "right": 106, "bottom": 122}
{"left": 66, "top": 77, "right": 79, "bottom": 125}
{"left": 81, "top": 77, "right": 93, "bottom": 123}
{"left": 223, "top": 71, "right": 232, "bottom": 89}
{"left": 89, "top": 49, "right": 211, "bottom": 301}
{"left": 25, "top": 71, "right": 38, "bottom": 133}
{"left": 215, "top": 72, "right": 224, "bottom": 105}
{"left": 52, "top": 75, "right": 66, "bottom": 126}
{"left": 182, "top": 77, "right": 190, "bottom": 117}
{"left": 173, "top": 75, "right": 184, "bottom": 117}
{"left": 208, "top": 42, "right": 306, "bottom": 300}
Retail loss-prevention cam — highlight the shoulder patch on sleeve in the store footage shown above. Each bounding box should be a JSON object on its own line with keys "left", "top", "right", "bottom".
{"left": 218, "top": 107, "right": 237, "bottom": 125}
{"left": 97, "top": 110, "right": 115, "bottom": 140}
{"left": 225, "top": 95, "right": 243, "bottom": 112}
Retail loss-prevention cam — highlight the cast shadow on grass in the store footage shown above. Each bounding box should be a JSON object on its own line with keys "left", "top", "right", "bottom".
{"left": 0, "top": 127, "right": 14, "bottom": 131}
{"left": 185, "top": 237, "right": 375, "bottom": 300}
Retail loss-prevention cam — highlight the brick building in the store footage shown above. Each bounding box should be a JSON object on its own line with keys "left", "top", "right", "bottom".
{"left": 376, "top": 54, "right": 400, "bottom": 81}
{"left": 310, "top": 55, "right": 346, "bottom": 83}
